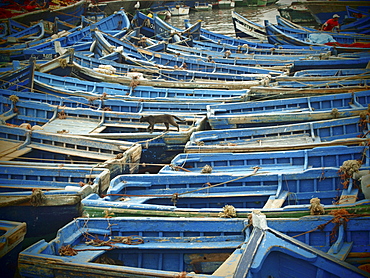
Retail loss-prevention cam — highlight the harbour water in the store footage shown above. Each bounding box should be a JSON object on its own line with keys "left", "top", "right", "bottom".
{"left": 167, "top": 0, "right": 295, "bottom": 36}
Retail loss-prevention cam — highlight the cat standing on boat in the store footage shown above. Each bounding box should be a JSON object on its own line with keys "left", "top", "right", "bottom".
{"left": 139, "top": 114, "right": 184, "bottom": 133}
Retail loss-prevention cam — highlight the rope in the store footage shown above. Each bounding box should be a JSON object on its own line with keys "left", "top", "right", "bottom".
{"left": 219, "top": 205, "right": 236, "bottom": 218}
{"left": 30, "top": 188, "right": 46, "bottom": 206}
{"left": 201, "top": 164, "right": 212, "bottom": 173}
{"left": 58, "top": 235, "right": 144, "bottom": 256}
{"left": 292, "top": 210, "right": 370, "bottom": 242}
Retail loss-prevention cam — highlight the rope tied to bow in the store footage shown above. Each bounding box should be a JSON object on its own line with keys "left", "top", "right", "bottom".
{"left": 219, "top": 205, "right": 237, "bottom": 218}
{"left": 30, "top": 188, "right": 46, "bottom": 207}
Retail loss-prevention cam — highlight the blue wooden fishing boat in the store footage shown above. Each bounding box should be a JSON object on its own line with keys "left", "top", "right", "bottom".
{"left": 0, "top": 163, "right": 110, "bottom": 195}
{"left": 0, "top": 220, "right": 26, "bottom": 278}
{"left": 155, "top": 43, "right": 292, "bottom": 71}
{"left": 17, "top": 214, "right": 370, "bottom": 277}
{"left": 18, "top": 217, "right": 247, "bottom": 277}
{"left": 0, "top": 162, "right": 111, "bottom": 239}
{"left": 0, "top": 18, "right": 27, "bottom": 39}
{"left": 185, "top": 116, "right": 368, "bottom": 153}
{"left": 343, "top": 6, "right": 370, "bottom": 34}
{"left": 291, "top": 56, "right": 370, "bottom": 74}
{"left": 0, "top": 124, "right": 141, "bottom": 176}
{"left": 33, "top": 70, "right": 252, "bottom": 102}
{"left": 0, "top": 88, "right": 215, "bottom": 115}
{"left": 159, "top": 145, "right": 369, "bottom": 175}
{"left": 1, "top": 8, "right": 130, "bottom": 61}
{"left": 0, "top": 21, "right": 45, "bottom": 46}
{"left": 207, "top": 91, "right": 370, "bottom": 129}
{"left": 0, "top": 93, "right": 206, "bottom": 164}
{"left": 81, "top": 165, "right": 370, "bottom": 219}
{"left": 0, "top": 120, "right": 141, "bottom": 240}
{"left": 275, "top": 14, "right": 369, "bottom": 36}
{"left": 0, "top": 21, "right": 86, "bottom": 61}
{"left": 0, "top": 63, "right": 251, "bottom": 102}
{"left": 265, "top": 20, "right": 370, "bottom": 54}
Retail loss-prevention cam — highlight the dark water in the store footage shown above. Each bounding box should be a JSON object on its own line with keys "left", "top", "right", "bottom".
{"left": 167, "top": 0, "right": 293, "bottom": 36}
